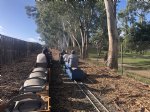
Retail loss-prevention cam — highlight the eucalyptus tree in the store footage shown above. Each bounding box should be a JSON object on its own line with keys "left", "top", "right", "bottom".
{"left": 89, "top": 1, "right": 108, "bottom": 56}
{"left": 26, "top": 1, "right": 68, "bottom": 49}
{"left": 118, "top": 0, "right": 150, "bottom": 53}
{"left": 64, "top": 0, "right": 101, "bottom": 58}
{"left": 26, "top": 0, "right": 119, "bottom": 69}
{"left": 118, "top": 0, "right": 150, "bottom": 35}
{"left": 127, "top": 0, "right": 150, "bottom": 24}
{"left": 130, "top": 22, "right": 150, "bottom": 53}
{"left": 104, "top": 0, "right": 119, "bottom": 69}
{"left": 26, "top": 1, "right": 82, "bottom": 51}
{"left": 27, "top": 0, "right": 103, "bottom": 58}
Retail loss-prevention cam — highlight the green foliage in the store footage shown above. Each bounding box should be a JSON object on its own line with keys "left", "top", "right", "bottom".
{"left": 120, "top": 0, "right": 150, "bottom": 24}
{"left": 25, "top": 0, "right": 108, "bottom": 51}
{"left": 127, "top": 22, "right": 150, "bottom": 52}
{"left": 118, "top": 0, "right": 150, "bottom": 53}
{"left": 89, "top": 1, "right": 108, "bottom": 51}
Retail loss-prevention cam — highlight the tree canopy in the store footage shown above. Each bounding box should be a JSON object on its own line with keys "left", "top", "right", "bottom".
{"left": 26, "top": 0, "right": 150, "bottom": 69}
{"left": 26, "top": 0, "right": 107, "bottom": 58}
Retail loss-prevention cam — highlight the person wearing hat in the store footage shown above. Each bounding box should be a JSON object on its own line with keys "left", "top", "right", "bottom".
{"left": 67, "top": 50, "right": 78, "bottom": 68}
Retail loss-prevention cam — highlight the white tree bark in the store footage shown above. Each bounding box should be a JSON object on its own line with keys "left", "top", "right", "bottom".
{"left": 104, "top": 0, "right": 118, "bottom": 69}
{"left": 71, "top": 33, "right": 81, "bottom": 55}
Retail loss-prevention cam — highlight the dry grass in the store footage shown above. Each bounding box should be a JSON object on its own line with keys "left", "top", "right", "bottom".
{"left": 128, "top": 70, "right": 150, "bottom": 78}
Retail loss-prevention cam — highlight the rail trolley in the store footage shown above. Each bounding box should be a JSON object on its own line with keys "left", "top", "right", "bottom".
{"left": 3, "top": 50, "right": 52, "bottom": 112}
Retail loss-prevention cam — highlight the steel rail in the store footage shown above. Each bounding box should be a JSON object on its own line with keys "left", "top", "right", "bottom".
{"left": 74, "top": 80, "right": 109, "bottom": 112}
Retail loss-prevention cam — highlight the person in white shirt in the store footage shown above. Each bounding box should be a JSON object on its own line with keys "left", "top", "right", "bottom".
{"left": 35, "top": 48, "right": 48, "bottom": 67}
{"left": 36, "top": 53, "right": 47, "bottom": 63}
{"left": 67, "top": 50, "right": 78, "bottom": 68}
{"left": 63, "top": 51, "right": 69, "bottom": 62}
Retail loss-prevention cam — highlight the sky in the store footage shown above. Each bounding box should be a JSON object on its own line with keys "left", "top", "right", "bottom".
{"left": 0, "top": 0, "right": 127, "bottom": 44}
{"left": 0, "top": 0, "right": 41, "bottom": 43}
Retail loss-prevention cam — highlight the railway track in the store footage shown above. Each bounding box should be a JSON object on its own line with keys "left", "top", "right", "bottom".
{"left": 74, "top": 80, "right": 109, "bottom": 112}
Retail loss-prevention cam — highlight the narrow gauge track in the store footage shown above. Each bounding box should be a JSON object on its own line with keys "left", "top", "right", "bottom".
{"left": 74, "top": 80, "right": 109, "bottom": 112}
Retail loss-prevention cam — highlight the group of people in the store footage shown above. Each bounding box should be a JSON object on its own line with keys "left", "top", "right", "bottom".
{"left": 36, "top": 47, "right": 79, "bottom": 69}
{"left": 60, "top": 50, "right": 79, "bottom": 68}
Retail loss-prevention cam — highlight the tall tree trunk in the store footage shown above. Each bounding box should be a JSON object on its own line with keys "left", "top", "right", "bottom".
{"left": 104, "top": 0, "right": 118, "bottom": 69}
{"left": 85, "top": 32, "right": 88, "bottom": 58}
{"left": 71, "top": 33, "right": 81, "bottom": 55}
{"left": 64, "top": 36, "right": 69, "bottom": 48}
{"left": 62, "top": 20, "right": 69, "bottom": 49}
{"left": 70, "top": 36, "right": 76, "bottom": 48}
{"left": 80, "top": 29, "right": 84, "bottom": 59}
{"left": 79, "top": 18, "right": 86, "bottom": 59}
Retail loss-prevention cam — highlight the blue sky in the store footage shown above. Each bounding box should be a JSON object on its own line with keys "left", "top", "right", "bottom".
{"left": 0, "top": 0, "right": 41, "bottom": 43}
{"left": 0, "top": 0, "right": 128, "bottom": 43}
{"left": 117, "top": 0, "right": 127, "bottom": 11}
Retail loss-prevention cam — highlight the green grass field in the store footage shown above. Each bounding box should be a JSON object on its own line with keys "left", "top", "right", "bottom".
{"left": 88, "top": 48, "right": 150, "bottom": 70}
{"left": 88, "top": 48, "right": 150, "bottom": 84}
{"left": 88, "top": 48, "right": 105, "bottom": 58}
{"left": 118, "top": 53, "right": 150, "bottom": 70}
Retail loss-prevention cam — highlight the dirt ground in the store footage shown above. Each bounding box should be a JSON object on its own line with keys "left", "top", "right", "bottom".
{"left": 0, "top": 49, "right": 150, "bottom": 112}
{"left": 50, "top": 49, "right": 96, "bottom": 112}
{"left": 51, "top": 50, "right": 150, "bottom": 112}
{"left": 128, "top": 70, "right": 150, "bottom": 78}
{"left": 80, "top": 63, "right": 150, "bottom": 112}
{"left": 50, "top": 60, "right": 96, "bottom": 112}
{"left": 0, "top": 54, "right": 37, "bottom": 103}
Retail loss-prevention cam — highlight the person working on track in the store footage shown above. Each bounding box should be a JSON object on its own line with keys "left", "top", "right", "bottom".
{"left": 67, "top": 50, "right": 78, "bottom": 68}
